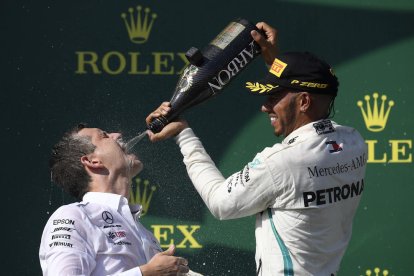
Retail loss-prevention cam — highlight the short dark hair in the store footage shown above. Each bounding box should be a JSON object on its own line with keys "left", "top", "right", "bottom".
{"left": 49, "top": 123, "right": 96, "bottom": 200}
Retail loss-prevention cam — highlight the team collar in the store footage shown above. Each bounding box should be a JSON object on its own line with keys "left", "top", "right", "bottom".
{"left": 83, "top": 192, "right": 128, "bottom": 211}
{"left": 82, "top": 192, "right": 143, "bottom": 219}
{"left": 282, "top": 119, "right": 336, "bottom": 145}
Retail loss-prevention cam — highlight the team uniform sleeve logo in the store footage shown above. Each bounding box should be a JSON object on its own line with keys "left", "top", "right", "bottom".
{"left": 313, "top": 120, "right": 335, "bottom": 135}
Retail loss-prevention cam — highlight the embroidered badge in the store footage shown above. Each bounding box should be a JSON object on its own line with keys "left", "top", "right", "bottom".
{"left": 313, "top": 120, "right": 335, "bottom": 135}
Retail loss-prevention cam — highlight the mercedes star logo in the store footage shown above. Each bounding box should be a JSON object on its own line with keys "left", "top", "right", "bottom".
{"left": 102, "top": 211, "right": 114, "bottom": 224}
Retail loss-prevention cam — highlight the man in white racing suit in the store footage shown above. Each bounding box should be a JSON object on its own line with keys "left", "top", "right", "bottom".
{"left": 40, "top": 125, "right": 192, "bottom": 275}
{"left": 145, "top": 23, "right": 367, "bottom": 276}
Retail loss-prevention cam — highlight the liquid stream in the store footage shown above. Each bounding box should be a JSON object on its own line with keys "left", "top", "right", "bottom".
{"left": 125, "top": 131, "right": 148, "bottom": 152}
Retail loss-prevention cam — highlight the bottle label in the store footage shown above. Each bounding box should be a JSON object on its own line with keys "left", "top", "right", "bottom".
{"left": 210, "top": 22, "right": 245, "bottom": 50}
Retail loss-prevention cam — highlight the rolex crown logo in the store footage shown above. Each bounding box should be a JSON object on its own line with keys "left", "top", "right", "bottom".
{"left": 129, "top": 177, "right": 157, "bottom": 216}
{"left": 121, "top": 6, "right": 157, "bottom": 44}
{"left": 357, "top": 92, "right": 394, "bottom": 132}
{"left": 362, "top": 267, "right": 390, "bottom": 276}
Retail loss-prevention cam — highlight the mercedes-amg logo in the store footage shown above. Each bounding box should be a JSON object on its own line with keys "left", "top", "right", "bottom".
{"left": 102, "top": 211, "right": 114, "bottom": 224}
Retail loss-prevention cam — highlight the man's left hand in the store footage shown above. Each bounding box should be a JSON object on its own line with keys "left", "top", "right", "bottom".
{"left": 146, "top": 102, "right": 189, "bottom": 142}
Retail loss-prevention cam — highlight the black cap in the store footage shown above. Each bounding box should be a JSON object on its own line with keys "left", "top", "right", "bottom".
{"left": 245, "top": 52, "right": 339, "bottom": 96}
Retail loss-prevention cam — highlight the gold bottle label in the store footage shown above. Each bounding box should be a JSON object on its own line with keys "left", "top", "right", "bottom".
{"left": 210, "top": 22, "right": 245, "bottom": 50}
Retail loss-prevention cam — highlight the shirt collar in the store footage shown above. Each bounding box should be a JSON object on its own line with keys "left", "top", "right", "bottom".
{"left": 82, "top": 192, "right": 143, "bottom": 220}
{"left": 282, "top": 119, "right": 336, "bottom": 144}
{"left": 130, "top": 204, "right": 143, "bottom": 220}
{"left": 82, "top": 192, "right": 128, "bottom": 211}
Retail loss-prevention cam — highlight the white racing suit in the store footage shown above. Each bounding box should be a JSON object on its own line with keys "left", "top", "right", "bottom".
{"left": 175, "top": 119, "right": 367, "bottom": 276}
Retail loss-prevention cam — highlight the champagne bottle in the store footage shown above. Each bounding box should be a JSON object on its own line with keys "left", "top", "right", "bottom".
{"left": 148, "top": 18, "right": 263, "bottom": 133}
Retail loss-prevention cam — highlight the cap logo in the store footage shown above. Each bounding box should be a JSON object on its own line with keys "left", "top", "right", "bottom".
{"left": 291, "top": 80, "right": 328, "bottom": 89}
{"left": 245, "top": 82, "right": 279, "bottom": 93}
{"left": 269, "top": 58, "right": 287, "bottom": 78}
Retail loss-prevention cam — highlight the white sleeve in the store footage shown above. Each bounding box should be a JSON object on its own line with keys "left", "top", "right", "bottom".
{"left": 39, "top": 206, "right": 97, "bottom": 276}
{"left": 175, "top": 128, "right": 277, "bottom": 220}
{"left": 39, "top": 206, "right": 143, "bottom": 276}
{"left": 43, "top": 250, "right": 142, "bottom": 276}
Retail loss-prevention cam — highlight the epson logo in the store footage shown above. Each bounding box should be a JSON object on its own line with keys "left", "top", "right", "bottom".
{"left": 208, "top": 41, "right": 258, "bottom": 94}
{"left": 53, "top": 219, "right": 75, "bottom": 225}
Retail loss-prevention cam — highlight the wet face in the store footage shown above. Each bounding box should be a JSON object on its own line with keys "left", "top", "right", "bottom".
{"left": 77, "top": 128, "right": 143, "bottom": 178}
{"left": 261, "top": 91, "right": 300, "bottom": 137}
